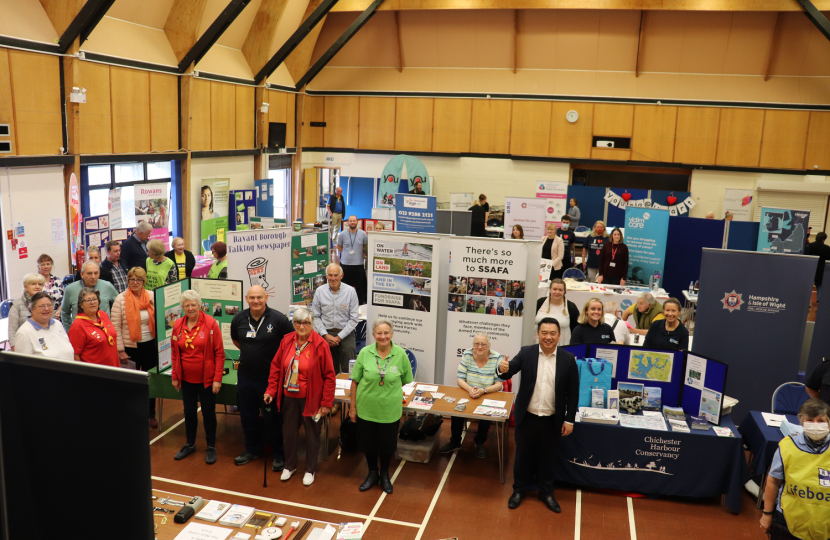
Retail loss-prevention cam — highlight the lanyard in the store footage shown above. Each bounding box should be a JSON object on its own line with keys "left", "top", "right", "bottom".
{"left": 611, "top": 244, "right": 619, "bottom": 260}
{"left": 375, "top": 352, "right": 392, "bottom": 386}
{"left": 248, "top": 314, "right": 265, "bottom": 335}
{"left": 346, "top": 230, "right": 358, "bottom": 249}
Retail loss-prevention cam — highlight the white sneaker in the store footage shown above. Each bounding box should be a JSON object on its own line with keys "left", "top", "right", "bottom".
{"left": 280, "top": 468, "right": 296, "bottom": 481}
{"left": 303, "top": 472, "right": 315, "bottom": 486}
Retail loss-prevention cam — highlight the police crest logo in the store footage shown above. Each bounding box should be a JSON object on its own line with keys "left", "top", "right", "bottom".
{"left": 820, "top": 468, "right": 830, "bottom": 488}
{"left": 721, "top": 290, "right": 744, "bottom": 312}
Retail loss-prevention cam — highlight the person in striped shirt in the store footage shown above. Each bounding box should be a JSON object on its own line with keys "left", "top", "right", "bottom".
{"left": 440, "top": 333, "right": 504, "bottom": 458}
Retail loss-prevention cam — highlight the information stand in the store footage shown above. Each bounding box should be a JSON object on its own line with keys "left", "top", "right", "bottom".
{"left": 586, "top": 344, "right": 685, "bottom": 407}
{"left": 154, "top": 278, "right": 244, "bottom": 372}
{"left": 682, "top": 352, "right": 728, "bottom": 425}
{"left": 563, "top": 344, "right": 588, "bottom": 358}
{"left": 291, "top": 231, "right": 328, "bottom": 304}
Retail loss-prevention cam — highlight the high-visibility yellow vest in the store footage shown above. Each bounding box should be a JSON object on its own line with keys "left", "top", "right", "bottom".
{"left": 779, "top": 435, "right": 830, "bottom": 540}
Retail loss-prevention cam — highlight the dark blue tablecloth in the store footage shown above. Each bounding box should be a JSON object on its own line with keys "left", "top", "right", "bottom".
{"left": 555, "top": 414, "right": 748, "bottom": 514}
{"left": 737, "top": 411, "right": 798, "bottom": 480}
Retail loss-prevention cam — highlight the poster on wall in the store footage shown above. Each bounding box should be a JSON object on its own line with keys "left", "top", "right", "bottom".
{"left": 200, "top": 178, "right": 230, "bottom": 255}
{"left": 443, "top": 238, "right": 527, "bottom": 385}
{"left": 624, "top": 207, "right": 670, "bottom": 287}
{"left": 368, "top": 233, "right": 440, "bottom": 383}
{"left": 536, "top": 181, "right": 568, "bottom": 229}
{"left": 450, "top": 193, "right": 474, "bottom": 210}
{"left": 226, "top": 228, "right": 292, "bottom": 313}
{"left": 135, "top": 183, "right": 170, "bottom": 250}
{"left": 504, "top": 197, "right": 547, "bottom": 239}
{"left": 756, "top": 207, "right": 810, "bottom": 254}
{"left": 68, "top": 172, "right": 82, "bottom": 259}
{"left": 395, "top": 194, "right": 436, "bottom": 233}
{"left": 723, "top": 189, "right": 754, "bottom": 221}
{"left": 290, "top": 231, "right": 329, "bottom": 305}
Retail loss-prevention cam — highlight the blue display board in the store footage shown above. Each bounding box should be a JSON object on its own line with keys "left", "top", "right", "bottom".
{"left": 255, "top": 179, "right": 273, "bottom": 218}
{"left": 563, "top": 343, "right": 588, "bottom": 358}
{"left": 229, "top": 190, "right": 256, "bottom": 231}
{"left": 394, "top": 194, "right": 437, "bottom": 233}
{"left": 663, "top": 216, "right": 725, "bottom": 299}
{"left": 624, "top": 207, "right": 670, "bottom": 287}
{"left": 680, "top": 352, "right": 728, "bottom": 425}
{"left": 586, "top": 344, "right": 685, "bottom": 407}
{"left": 566, "top": 185, "right": 606, "bottom": 231}
{"left": 726, "top": 221, "right": 760, "bottom": 251}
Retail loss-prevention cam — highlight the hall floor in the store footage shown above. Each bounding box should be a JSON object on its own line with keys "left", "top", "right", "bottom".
{"left": 149, "top": 401, "right": 767, "bottom": 540}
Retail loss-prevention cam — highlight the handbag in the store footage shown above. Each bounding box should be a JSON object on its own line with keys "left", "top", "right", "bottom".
{"left": 339, "top": 415, "right": 359, "bottom": 453}
{"left": 577, "top": 358, "right": 613, "bottom": 408}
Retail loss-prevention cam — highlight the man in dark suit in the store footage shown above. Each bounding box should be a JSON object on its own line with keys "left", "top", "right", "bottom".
{"left": 120, "top": 221, "right": 153, "bottom": 271}
{"left": 498, "top": 316, "right": 579, "bottom": 513}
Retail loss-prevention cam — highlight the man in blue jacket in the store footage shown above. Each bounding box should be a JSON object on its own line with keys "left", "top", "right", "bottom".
{"left": 498, "top": 317, "right": 579, "bottom": 513}
{"left": 326, "top": 187, "right": 346, "bottom": 240}
{"left": 120, "top": 222, "right": 153, "bottom": 271}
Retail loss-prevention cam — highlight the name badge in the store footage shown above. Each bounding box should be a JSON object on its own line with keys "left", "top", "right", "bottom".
{"left": 349, "top": 250, "right": 355, "bottom": 255}
{"left": 38, "top": 337, "right": 48, "bottom": 350}
{"left": 609, "top": 262, "right": 616, "bottom": 267}
{"left": 246, "top": 331, "right": 256, "bottom": 338}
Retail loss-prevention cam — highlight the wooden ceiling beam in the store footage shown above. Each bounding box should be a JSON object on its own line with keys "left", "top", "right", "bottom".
{"left": 54, "top": 0, "right": 117, "bottom": 54}
{"left": 242, "top": 0, "right": 291, "bottom": 78}
{"left": 396, "top": 10, "right": 404, "bottom": 73}
{"left": 635, "top": 10, "right": 645, "bottom": 78}
{"left": 327, "top": 0, "right": 830, "bottom": 11}
{"left": 38, "top": 0, "right": 85, "bottom": 37}
{"left": 177, "top": 0, "right": 253, "bottom": 73}
{"left": 795, "top": 0, "right": 830, "bottom": 42}
{"left": 763, "top": 12, "right": 782, "bottom": 81}
{"left": 164, "top": 0, "right": 210, "bottom": 63}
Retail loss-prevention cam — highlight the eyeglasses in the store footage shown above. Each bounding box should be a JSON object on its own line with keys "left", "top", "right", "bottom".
{"left": 82, "top": 298, "right": 99, "bottom": 304}
{"left": 473, "top": 342, "right": 488, "bottom": 348}
{"left": 293, "top": 321, "right": 311, "bottom": 326}
{"left": 34, "top": 304, "right": 53, "bottom": 310}
{"left": 128, "top": 278, "right": 144, "bottom": 283}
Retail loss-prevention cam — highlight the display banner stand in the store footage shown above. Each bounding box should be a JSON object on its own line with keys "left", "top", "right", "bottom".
{"left": 154, "top": 278, "right": 244, "bottom": 372}
{"left": 692, "top": 248, "right": 815, "bottom": 421}
{"left": 805, "top": 265, "right": 830, "bottom": 377}
{"left": 289, "top": 231, "right": 329, "bottom": 305}
{"left": 504, "top": 197, "right": 546, "bottom": 239}
{"left": 226, "top": 229, "right": 292, "bottom": 313}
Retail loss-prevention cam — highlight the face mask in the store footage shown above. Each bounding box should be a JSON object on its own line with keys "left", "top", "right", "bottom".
{"left": 561, "top": 224, "right": 569, "bottom": 230}
{"left": 803, "top": 423, "right": 830, "bottom": 441}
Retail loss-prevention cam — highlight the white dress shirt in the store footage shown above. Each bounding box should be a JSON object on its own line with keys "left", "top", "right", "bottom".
{"left": 528, "top": 345, "right": 557, "bottom": 416}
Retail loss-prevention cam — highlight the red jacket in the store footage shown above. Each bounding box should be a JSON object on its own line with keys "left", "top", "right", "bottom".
{"left": 266, "top": 331, "right": 336, "bottom": 417}
{"left": 171, "top": 313, "right": 225, "bottom": 387}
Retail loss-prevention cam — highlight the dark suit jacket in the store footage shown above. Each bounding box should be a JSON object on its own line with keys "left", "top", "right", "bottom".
{"left": 498, "top": 344, "right": 579, "bottom": 428}
{"left": 165, "top": 249, "right": 196, "bottom": 278}
{"left": 120, "top": 234, "right": 147, "bottom": 272}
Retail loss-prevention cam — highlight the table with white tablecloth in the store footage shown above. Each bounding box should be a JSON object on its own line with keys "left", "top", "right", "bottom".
{"left": 537, "top": 282, "right": 669, "bottom": 313}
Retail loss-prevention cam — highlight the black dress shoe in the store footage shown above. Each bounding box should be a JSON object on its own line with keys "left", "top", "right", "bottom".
{"left": 539, "top": 494, "right": 561, "bottom": 513}
{"left": 272, "top": 456, "right": 285, "bottom": 472}
{"left": 234, "top": 452, "right": 262, "bottom": 466}
{"left": 359, "top": 471, "right": 379, "bottom": 492}
{"left": 174, "top": 444, "right": 196, "bottom": 460}
{"left": 379, "top": 471, "right": 393, "bottom": 494}
{"left": 205, "top": 446, "right": 217, "bottom": 465}
{"left": 507, "top": 491, "right": 524, "bottom": 509}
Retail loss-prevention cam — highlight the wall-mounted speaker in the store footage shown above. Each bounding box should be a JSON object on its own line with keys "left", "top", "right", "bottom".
{"left": 268, "top": 122, "right": 287, "bottom": 150}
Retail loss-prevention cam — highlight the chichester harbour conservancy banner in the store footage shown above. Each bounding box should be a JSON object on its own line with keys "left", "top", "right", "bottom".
{"left": 226, "top": 229, "right": 292, "bottom": 313}
{"left": 368, "top": 233, "right": 440, "bottom": 383}
{"left": 443, "top": 238, "right": 527, "bottom": 385}
{"left": 624, "top": 207, "right": 669, "bottom": 287}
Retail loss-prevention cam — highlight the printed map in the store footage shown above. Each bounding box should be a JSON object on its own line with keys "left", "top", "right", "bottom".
{"left": 628, "top": 351, "right": 673, "bottom": 383}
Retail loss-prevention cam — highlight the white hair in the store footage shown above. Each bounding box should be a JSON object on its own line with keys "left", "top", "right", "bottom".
{"left": 293, "top": 306, "right": 314, "bottom": 324}
{"left": 81, "top": 260, "right": 100, "bottom": 273}
{"left": 23, "top": 273, "right": 46, "bottom": 287}
{"left": 181, "top": 289, "right": 202, "bottom": 306}
{"left": 136, "top": 221, "right": 153, "bottom": 233}
{"left": 473, "top": 332, "right": 490, "bottom": 346}
{"left": 326, "top": 263, "right": 344, "bottom": 276}
{"left": 638, "top": 292, "right": 656, "bottom": 304}
{"left": 372, "top": 318, "right": 394, "bottom": 333}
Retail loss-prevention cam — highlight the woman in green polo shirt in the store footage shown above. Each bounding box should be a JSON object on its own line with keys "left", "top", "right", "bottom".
{"left": 208, "top": 241, "right": 228, "bottom": 279}
{"left": 349, "top": 318, "right": 413, "bottom": 495}
{"left": 145, "top": 239, "right": 178, "bottom": 290}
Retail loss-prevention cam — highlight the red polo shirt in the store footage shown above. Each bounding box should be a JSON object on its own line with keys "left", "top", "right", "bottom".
{"left": 68, "top": 311, "right": 120, "bottom": 368}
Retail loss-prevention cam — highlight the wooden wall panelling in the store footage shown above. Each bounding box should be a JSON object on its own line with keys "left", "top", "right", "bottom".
{"left": 286, "top": 93, "right": 296, "bottom": 147}
{"left": 716, "top": 108, "right": 765, "bottom": 167}
{"left": 590, "top": 147, "right": 632, "bottom": 160}
{"left": 78, "top": 61, "right": 112, "bottom": 154}
{"left": 189, "top": 78, "right": 212, "bottom": 151}
{"left": 759, "top": 109, "right": 810, "bottom": 169}
{"left": 303, "top": 95, "right": 325, "bottom": 147}
{"left": 510, "top": 100, "right": 552, "bottom": 156}
{"left": 164, "top": 0, "right": 210, "bottom": 63}
{"left": 358, "top": 97, "right": 395, "bottom": 150}
{"left": 804, "top": 112, "right": 830, "bottom": 170}
{"left": 235, "top": 85, "right": 255, "bottom": 149}
{"left": 631, "top": 104, "right": 677, "bottom": 163}
{"left": 395, "top": 97, "right": 433, "bottom": 152}
{"left": 210, "top": 81, "right": 236, "bottom": 151}
{"left": 110, "top": 67, "right": 151, "bottom": 154}
{"left": 549, "top": 102, "right": 593, "bottom": 159}
{"left": 592, "top": 104, "right": 634, "bottom": 137}
{"left": 38, "top": 0, "right": 85, "bottom": 37}
{"left": 673, "top": 107, "right": 720, "bottom": 165}
{"left": 0, "top": 49, "right": 17, "bottom": 155}
{"left": 432, "top": 99, "right": 472, "bottom": 153}
{"left": 470, "top": 100, "right": 512, "bottom": 154}
{"left": 149, "top": 72, "right": 179, "bottom": 151}
{"left": 324, "top": 96, "right": 359, "bottom": 148}
{"left": 268, "top": 90, "right": 289, "bottom": 124}
{"left": 8, "top": 50, "right": 62, "bottom": 156}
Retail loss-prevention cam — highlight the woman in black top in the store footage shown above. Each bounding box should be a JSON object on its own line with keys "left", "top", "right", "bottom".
{"left": 469, "top": 194, "right": 489, "bottom": 237}
{"left": 643, "top": 298, "right": 689, "bottom": 350}
{"left": 597, "top": 228, "right": 629, "bottom": 286}
{"left": 571, "top": 298, "right": 615, "bottom": 345}
{"left": 581, "top": 221, "right": 610, "bottom": 282}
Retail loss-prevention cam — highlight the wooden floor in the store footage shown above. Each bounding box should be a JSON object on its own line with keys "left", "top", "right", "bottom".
{"left": 149, "top": 400, "right": 769, "bottom": 540}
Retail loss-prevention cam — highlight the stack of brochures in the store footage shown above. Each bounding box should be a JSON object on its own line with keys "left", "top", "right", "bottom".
{"left": 668, "top": 418, "right": 690, "bottom": 432}
{"left": 713, "top": 426, "right": 735, "bottom": 437}
{"left": 690, "top": 415, "right": 710, "bottom": 430}
{"left": 663, "top": 405, "right": 685, "bottom": 421}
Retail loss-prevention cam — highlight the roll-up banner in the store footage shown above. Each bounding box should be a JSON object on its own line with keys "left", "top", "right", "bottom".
{"left": 394, "top": 194, "right": 437, "bottom": 233}
{"left": 443, "top": 238, "right": 528, "bottom": 385}
{"left": 624, "top": 207, "right": 669, "bottom": 287}
{"left": 504, "top": 197, "right": 547, "bottom": 239}
{"left": 692, "top": 248, "right": 815, "bottom": 421}
{"left": 536, "top": 181, "right": 569, "bottom": 230}
{"left": 805, "top": 264, "right": 830, "bottom": 378}
{"left": 757, "top": 207, "right": 810, "bottom": 255}
{"left": 368, "top": 232, "right": 441, "bottom": 383}
{"left": 135, "top": 183, "right": 170, "bottom": 250}
{"left": 200, "top": 178, "right": 230, "bottom": 255}
{"left": 226, "top": 228, "right": 292, "bottom": 313}
{"left": 722, "top": 188, "right": 754, "bottom": 221}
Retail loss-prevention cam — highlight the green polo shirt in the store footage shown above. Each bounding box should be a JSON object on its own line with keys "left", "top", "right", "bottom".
{"left": 352, "top": 342, "right": 413, "bottom": 423}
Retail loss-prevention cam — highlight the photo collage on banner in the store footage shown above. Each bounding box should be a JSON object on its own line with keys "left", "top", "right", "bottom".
{"left": 443, "top": 238, "right": 527, "bottom": 384}
{"left": 290, "top": 232, "right": 329, "bottom": 304}
{"left": 757, "top": 207, "right": 810, "bottom": 254}
{"left": 226, "top": 228, "right": 292, "bottom": 313}
{"left": 135, "top": 183, "right": 170, "bottom": 250}
{"left": 369, "top": 234, "right": 440, "bottom": 382}
{"left": 200, "top": 178, "right": 230, "bottom": 255}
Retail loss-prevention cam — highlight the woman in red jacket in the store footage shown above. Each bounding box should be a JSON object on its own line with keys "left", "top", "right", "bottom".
{"left": 264, "top": 306, "right": 335, "bottom": 487}
{"left": 597, "top": 228, "right": 629, "bottom": 286}
{"left": 171, "top": 289, "right": 225, "bottom": 464}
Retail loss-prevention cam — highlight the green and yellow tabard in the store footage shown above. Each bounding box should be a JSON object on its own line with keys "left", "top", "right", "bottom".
{"left": 208, "top": 259, "right": 227, "bottom": 279}
{"left": 351, "top": 342, "right": 413, "bottom": 423}
{"left": 779, "top": 436, "right": 830, "bottom": 540}
{"left": 145, "top": 257, "right": 174, "bottom": 290}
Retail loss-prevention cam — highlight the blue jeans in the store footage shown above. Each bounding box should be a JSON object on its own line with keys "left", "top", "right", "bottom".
{"left": 450, "top": 416, "right": 491, "bottom": 446}
{"left": 237, "top": 372, "right": 284, "bottom": 459}
{"left": 181, "top": 381, "right": 217, "bottom": 447}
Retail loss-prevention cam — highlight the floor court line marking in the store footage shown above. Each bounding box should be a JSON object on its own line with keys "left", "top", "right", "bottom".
{"left": 149, "top": 407, "right": 196, "bottom": 445}
{"left": 151, "top": 476, "right": 421, "bottom": 528}
{"left": 628, "top": 497, "right": 637, "bottom": 540}
{"left": 362, "top": 459, "right": 407, "bottom": 531}
{"left": 575, "top": 489, "right": 582, "bottom": 540}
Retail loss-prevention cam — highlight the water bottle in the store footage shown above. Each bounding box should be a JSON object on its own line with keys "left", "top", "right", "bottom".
{"left": 688, "top": 281, "right": 694, "bottom": 296}
{"left": 652, "top": 271, "right": 659, "bottom": 292}
{"left": 648, "top": 274, "right": 654, "bottom": 290}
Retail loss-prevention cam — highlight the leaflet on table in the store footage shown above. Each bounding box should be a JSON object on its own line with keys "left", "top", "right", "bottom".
{"left": 431, "top": 392, "right": 445, "bottom": 399}
{"left": 473, "top": 405, "right": 509, "bottom": 417}
{"left": 335, "top": 389, "right": 346, "bottom": 397}
{"left": 335, "top": 379, "right": 352, "bottom": 389}
{"left": 402, "top": 383, "right": 416, "bottom": 395}
{"left": 699, "top": 387, "right": 722, "bottom": 423}
{"left": 668, "top": 418, "right": 690, "bottom": 432}
{"left": 684, "top": 354, "right": 707, "bottom": 390}
{"left": 762, "top": 412, "right": 786, "bottom": 427}
{"left": 195, "top": 500, "right": 232, "bottom": 522}
{"left": 174, "top": 522, "right": 234, "bottom": 540}
{"left": 482, "top": 399, "right": 506, "bottom": 407}
{"left": 713, "top": 426, "right": 735, "bottom": 437}
{"left": 336, "top": 522, "right": 363, "bottom": 540}
{"left": 594, "top": 348, "right": 619, "bottom": 378}
{"left": 416, "top": 384, "right": 439, "bottom": 392}
{"left": 218, "top": 504, "right": 255, "bottom": 526}
{"left": 410, "top": 396, "right": 435, "bottom": 410}
{"left": 619, "top": 414, "right": 667, "bottom": 431}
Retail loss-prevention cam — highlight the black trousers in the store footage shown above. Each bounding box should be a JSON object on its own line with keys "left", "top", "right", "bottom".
{"left": 513, "top": 413, "right": 559, "bottom": 496}
{"left": 126, "top": 340, "right": 158, "bottom": 418}
{"left": 237, "top": 372, "right": 284, "bottom": 459}
{"left": 181, "top": 381, "right": 217, "bottom": 447}
{"left": 341, "top": 263, "right": 367, "bottom": 305}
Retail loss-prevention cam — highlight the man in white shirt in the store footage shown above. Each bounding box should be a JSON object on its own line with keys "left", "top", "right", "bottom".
{"left": 604, "top": 301, "right": 630, "bottom": 344}
{"left": 498, "top": 317, "right": 579, "bottom": 513}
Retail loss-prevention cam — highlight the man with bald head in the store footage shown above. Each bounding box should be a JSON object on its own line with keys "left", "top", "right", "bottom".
{"left": 231, "top": 285, "right": 293, "bottom": 470}
{"left": 312, "top": 263, "right": 359, "bottom": 374}
{"left": 61, "top": 261, "right": 118, "bottom": 332}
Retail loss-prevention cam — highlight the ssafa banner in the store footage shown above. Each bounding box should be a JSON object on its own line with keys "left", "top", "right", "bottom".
{"left": 368, "top": 233, "right": 440, "bottom": 382}
{"left": 757, "top": 207, "right": 810, "bottom": 254}
{"left": 624, "top": 207, "right": 669, "bottom": 287}
{"left": 226, "top": 229, "right": 292, "bottom": 313}
{"left": 395, "top": 194, "right": 437, "bottom": 233}
{"left": 536, "top": 181, "right": 568, "bottom": 228}
{"left": 200, "top": 178, "right": 230, "bottom": 255}
{"left": 135, "top": 183, "right": 170, "bottom": 250}
{"left": 504, "top": 197, "right": 547, "bottom": 239}
{"left": 723, "top": 188, "right": 754, "bottom": 221}
{"left": 443, "top": 238, "right": 527, "bottom": 385}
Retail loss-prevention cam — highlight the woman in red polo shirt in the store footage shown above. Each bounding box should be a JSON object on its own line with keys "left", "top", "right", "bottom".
{"left": 171, "top": 289, "right": 225, "bottom": 465}
{"left": 68, "top": 287, "right": 120, "bottom": 367}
